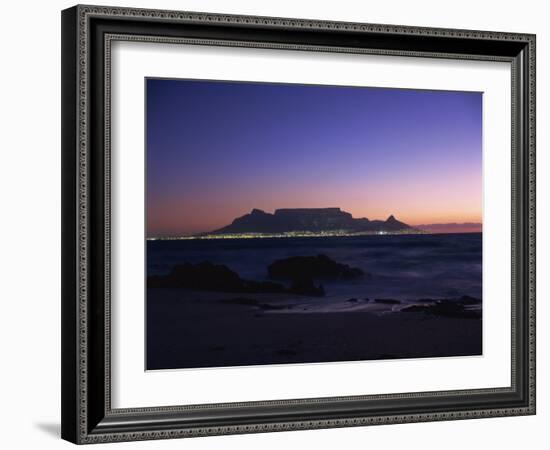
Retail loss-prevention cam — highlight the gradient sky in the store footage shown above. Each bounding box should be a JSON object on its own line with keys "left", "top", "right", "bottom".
{"left": 147, "top": 78, "right": 482, "bottom": 236}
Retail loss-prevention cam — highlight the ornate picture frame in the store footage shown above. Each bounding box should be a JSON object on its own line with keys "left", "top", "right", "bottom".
{"left": 61, "top": 5, "right": 535, "bottom": 444}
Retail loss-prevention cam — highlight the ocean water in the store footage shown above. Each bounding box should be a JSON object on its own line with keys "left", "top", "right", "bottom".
{"left": 147, "top": 233, "right": 482, "bottom": 368}
{"left": 147, "top": 233, "right": 482, "bottom": 311}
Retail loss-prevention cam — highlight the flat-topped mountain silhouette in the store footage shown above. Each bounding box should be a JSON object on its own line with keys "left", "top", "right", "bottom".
{"left": 211, "top": 207, "right": 413, "bottom": 234}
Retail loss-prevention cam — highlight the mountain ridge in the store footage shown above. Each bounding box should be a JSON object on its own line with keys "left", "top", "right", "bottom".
{"left": 211, "top": 207, "right": 414, "bottom": 235}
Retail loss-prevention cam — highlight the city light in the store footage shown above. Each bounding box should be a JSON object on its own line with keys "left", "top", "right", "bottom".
{"left": 147, "top": 228, "right": 425, "bottom": 241}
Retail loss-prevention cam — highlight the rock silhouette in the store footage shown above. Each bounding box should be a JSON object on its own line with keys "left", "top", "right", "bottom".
{"left": 289, "top": 277, "right": 325, "bottom": 297}
{"left": 148, "top": 262, "right": 286, "bottom": 294}
{"left": 374, "top": 298, "right": 401, "bottom": 304}
{"left": 268, "top": 254, "right": 363, "bottom": 280}
{"left": 401, "top": 297, "right": 481, "bottom": 319}
{"left": 148, "top": 261, "right": 326, "bottom": 297}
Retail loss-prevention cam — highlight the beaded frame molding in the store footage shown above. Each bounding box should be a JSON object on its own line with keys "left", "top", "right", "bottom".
{"left": 61, "top": 4, "right": 536, "bottom": 444}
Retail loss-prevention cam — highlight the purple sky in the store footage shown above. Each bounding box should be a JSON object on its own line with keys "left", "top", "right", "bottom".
{"left": 147, "top": 78, "right": 482, "bottom": 236}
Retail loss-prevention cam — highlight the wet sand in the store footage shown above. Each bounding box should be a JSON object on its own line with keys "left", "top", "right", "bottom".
{"left": 147, "top": 288, "right": 482, "bottom": 370}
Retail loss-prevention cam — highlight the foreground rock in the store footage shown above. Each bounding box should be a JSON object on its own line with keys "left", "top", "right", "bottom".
{"left": 289, "top": 277, "right": 325, "bottom": 297}
{"left": 268, "top": 254, "right": 363, "bottom": 280}
{"left": 374, "top": 298, "right": 401, "bottom": 305}
{"left": 148, "top": 262, "right": 286, "bottom": 294}
{"left": 401, "top": 298, "right": 481, "bottom": 319}
{"left": 148, "top": 262, "right": 325, "bottom": 297}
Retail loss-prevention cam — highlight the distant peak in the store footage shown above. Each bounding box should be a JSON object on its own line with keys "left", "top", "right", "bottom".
{"left": 386, "top": 215, "right": 397, "bottom": 222}
{"left": 250, "top": 208, "right": 266, "bottom": 215}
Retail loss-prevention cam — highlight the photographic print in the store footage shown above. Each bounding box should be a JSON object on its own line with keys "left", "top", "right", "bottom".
{"left": 146, "top": 78, "right": 483, "bottom": 370}
{"left": 61, "top": 8, "right": 536, "bottom": 441}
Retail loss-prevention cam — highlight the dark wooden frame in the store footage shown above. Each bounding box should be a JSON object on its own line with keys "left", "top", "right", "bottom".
{"left": 61, "top": 4, "right": 536, "bottom": 444}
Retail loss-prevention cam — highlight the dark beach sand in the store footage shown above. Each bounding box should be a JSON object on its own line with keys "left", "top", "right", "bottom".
{"left": 147, "top": 288, "right": 482, "bottom": 370}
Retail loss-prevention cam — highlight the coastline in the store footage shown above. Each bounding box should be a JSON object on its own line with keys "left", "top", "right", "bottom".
{"left": 146, "top": 229, "right": 484, "bottom": 241}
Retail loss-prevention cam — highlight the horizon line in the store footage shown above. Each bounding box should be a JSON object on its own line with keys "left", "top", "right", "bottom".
{"left": 147, "top": 206, "right": 482, "bottom": 237}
